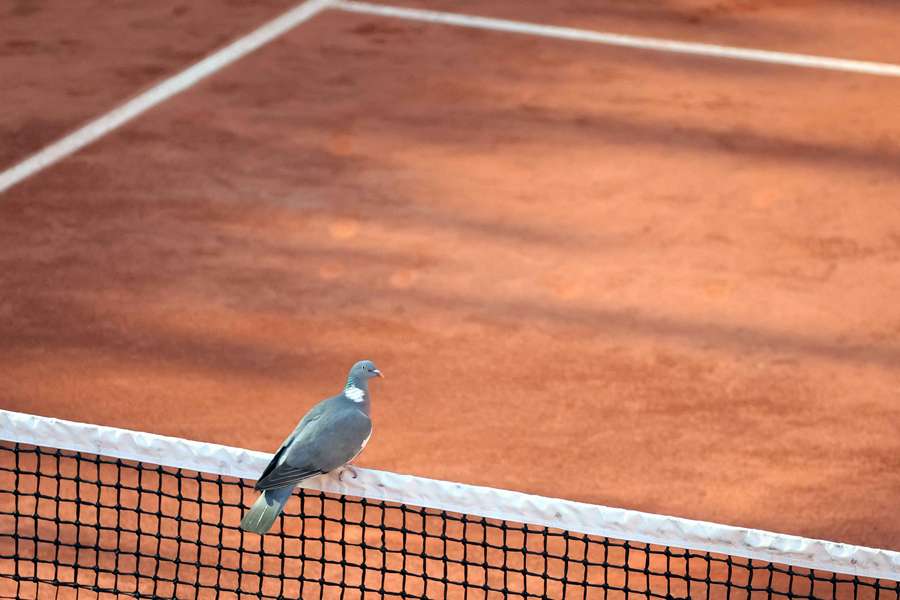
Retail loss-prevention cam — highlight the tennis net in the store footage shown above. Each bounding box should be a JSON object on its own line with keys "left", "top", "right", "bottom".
{"left": 0, "top": 410, "right": 897, "bottom": 599}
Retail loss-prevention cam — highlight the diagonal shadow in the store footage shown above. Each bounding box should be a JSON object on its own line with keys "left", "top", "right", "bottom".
{"left": 381, "top": 103, "right": 900, "bottom": 177}
{"left": 371, "top": 285, "right": 900, "bottom": 370}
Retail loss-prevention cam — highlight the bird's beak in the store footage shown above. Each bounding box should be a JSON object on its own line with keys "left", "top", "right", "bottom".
{"left": 373, "top": 369, "right": 383, "bottom": 378}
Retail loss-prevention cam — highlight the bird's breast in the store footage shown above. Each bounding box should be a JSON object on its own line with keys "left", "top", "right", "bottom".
{"left": 350, "top": 430, "right": 372, "bottom": 463}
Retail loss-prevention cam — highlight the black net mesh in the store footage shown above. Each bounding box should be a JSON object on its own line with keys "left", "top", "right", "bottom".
{"left": 0, "top": 442, "right": 897, "bottom": 599}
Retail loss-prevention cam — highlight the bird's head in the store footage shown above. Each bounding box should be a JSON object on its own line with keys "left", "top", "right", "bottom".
{"left": 349, "top": 360, "right": 383, "bottom": 382}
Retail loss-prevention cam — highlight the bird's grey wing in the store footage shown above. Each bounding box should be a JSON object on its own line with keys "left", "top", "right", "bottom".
{"left": 255, "top": 407, "right": 371, "bottom": 491}
{"left": 253, "top": 398, "right": 335, "bottom": 488}
{"left": 254, "top": 443, "right": 324, "bottom": 490}
{"left": 253, "top": 463, "right": 324, "bottom": 490}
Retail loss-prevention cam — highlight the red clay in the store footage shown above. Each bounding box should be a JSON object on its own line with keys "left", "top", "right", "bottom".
{"left": 1, "top": 0, "right": 899, "bottom": 556}
{"left": 0, "top": 0, "right": 298, "bottom": 170}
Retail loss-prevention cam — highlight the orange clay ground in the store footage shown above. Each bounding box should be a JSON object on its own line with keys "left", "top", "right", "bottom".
{"left": 1, "top": 0, "right": 899, "bottom": 554}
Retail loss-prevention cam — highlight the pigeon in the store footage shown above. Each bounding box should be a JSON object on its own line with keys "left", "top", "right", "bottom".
{"left": 240, "top": 359, "right": 382, "bottom": 534}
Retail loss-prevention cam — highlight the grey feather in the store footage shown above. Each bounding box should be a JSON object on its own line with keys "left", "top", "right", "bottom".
{"left": 254, "top": 465, "right": 323, "bottom": 491}
{"left": 256, "top": 401, "right": 370, "bottom": 490}
{"left": 240, "top": 487, "right": 293, "bottom": 534}
{"left": 240, "top": 360, "right": 381, "bottom": 534}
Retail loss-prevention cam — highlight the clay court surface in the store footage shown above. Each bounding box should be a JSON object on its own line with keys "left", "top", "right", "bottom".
{"left": 1, "top": 0, "right": 899, "bottom": 555}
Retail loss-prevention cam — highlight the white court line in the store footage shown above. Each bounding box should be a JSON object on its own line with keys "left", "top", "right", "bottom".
{"left": 0, "top": 0, "right": 333, "bottom": 195}
{"left": 334, "top": 0, "right": 900, "bottom": 78}
{"left": 4, "top": 0, "right": 899, "bottom": 195}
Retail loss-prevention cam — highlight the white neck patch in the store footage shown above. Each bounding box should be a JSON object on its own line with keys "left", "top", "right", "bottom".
{"left": 345, "top": 385, "right": 366, "bottom": 403}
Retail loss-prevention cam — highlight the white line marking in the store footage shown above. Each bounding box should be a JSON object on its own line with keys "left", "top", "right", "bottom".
{"left": 334, "top": 0, "right": 900, "bottom": 78}
{"left": 0, "top": 0, "right": 333, "bottom": 195}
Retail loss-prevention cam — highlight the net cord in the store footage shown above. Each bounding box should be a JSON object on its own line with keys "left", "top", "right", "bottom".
{"left": 1, "top": 409, "right": 897, "bottom": 581}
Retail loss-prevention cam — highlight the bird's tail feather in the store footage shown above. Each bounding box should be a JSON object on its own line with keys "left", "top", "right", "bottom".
{"left": 240, "top": 487, "right": 293, "bottom": 534}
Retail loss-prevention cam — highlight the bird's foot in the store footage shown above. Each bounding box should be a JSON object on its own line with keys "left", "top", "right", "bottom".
{"left": 337, "top": 465, "right": 358, "bottom": 482}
